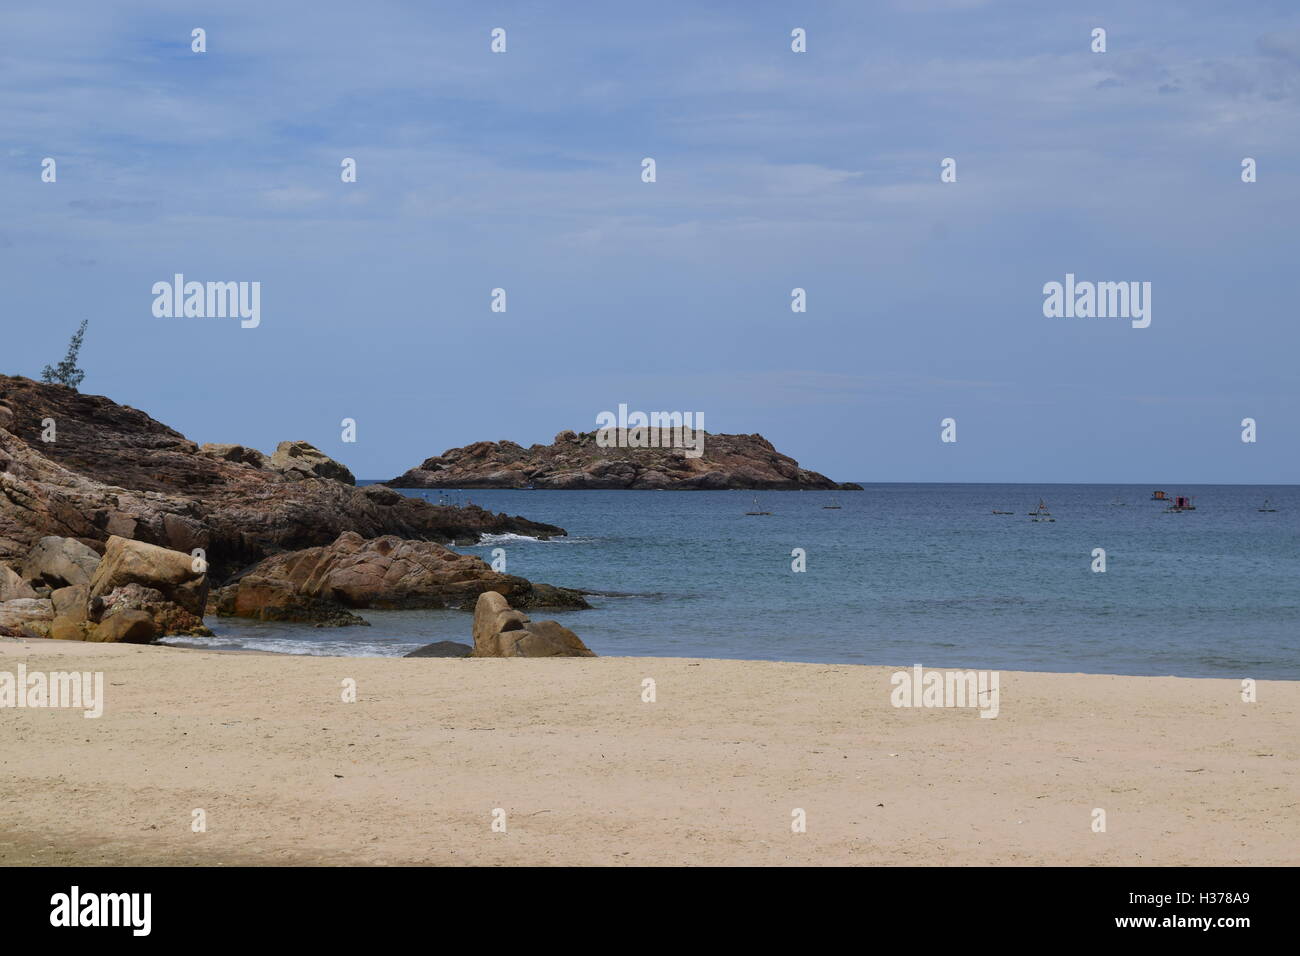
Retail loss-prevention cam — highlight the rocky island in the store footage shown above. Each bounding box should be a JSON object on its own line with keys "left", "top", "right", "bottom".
{"left": 386, "top": 429, "right": 863, "bottom": 491}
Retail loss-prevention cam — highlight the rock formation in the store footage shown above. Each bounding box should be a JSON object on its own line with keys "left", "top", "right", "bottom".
{"left": 386, "top": 430, "right": 863, "bottom": 491}
{"left": 0, "top": 533, "right": 209, "bottom": 641}
{"left": 214, "top": 531, "right": 589, "bottom": 625}
{"left": 0, "top": 375, "right": 569, "bottom": 581}
{"left": 470, "top": 590, "right": 595, "bottom": 657}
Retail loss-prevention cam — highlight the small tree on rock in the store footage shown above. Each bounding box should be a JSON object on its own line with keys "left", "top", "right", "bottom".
{"left": 41, "top": 320, "right": 88, "bottom": 390}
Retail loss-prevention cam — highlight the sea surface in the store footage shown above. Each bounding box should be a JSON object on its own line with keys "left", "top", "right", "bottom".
{"left": 166, "top": 484, "right": 1300, "bottom": 678}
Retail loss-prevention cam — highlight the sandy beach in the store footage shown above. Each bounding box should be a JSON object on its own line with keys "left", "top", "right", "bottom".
{"left": 1, "top": 638, "right": 1296, "bottom": 867}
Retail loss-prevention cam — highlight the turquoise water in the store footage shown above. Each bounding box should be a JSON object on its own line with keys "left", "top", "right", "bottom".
{"left": 178, "top": 484, "right": 1300, "bottom": 678}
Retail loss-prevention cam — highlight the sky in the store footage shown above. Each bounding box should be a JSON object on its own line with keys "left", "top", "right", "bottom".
{"left": 2, "top": 0, "right": 1297, "bottom": 483}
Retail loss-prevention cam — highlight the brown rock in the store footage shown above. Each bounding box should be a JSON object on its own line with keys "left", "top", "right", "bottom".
{"left": 469, "top": 591, "right": 595, "bottom": 658}
{"left": 385, "top": 429, "right": 860, "bottom": 491}
{"left": 0, "top": 598, "right": 54, "bottom": 629}
{"left": 21, "top": 535, "right": 101, "bottom": 588}
{"left": 268, "top": 441, "right": 355, "bottom": 485}
{"left": 89, "top": 536, "right": 208, "bottom": 617}
{"left": 51, "top": 584, "right": 90, "bottom": 622}
{"left": 472, "top": 590, "right": 520, "bottom": 653}
{"left": 510, "top": 620, "right": 597, "bottom": 658}
{"left": 216, "top": 531, "right": 587, "bottom": 624}
{"left": 49, "top": 616, "right": 94, "bottom": 641}
{"left": 199, "top": 443, "right": 268, "bottom": 468}
{"left": 1, "top": 563, "right": 37, "bottom": 601}
{"left": 91, "top": 610, "right": 157, "bottom": 643}
{"left": 99, "top": 582, "right": 211, "bottom": 636}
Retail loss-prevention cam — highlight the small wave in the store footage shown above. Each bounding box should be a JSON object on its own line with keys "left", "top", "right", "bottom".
{"left": 159, "top": 635, "right": 422, "bottom": 658}
{"left": 475, "top": 533, "right": 543, "bottom": 545}
{"left": 473, "top": 533, "right": 596, "bottom": 546}
{"left": 580, "top": 588, "right": 669, "bottom": 599}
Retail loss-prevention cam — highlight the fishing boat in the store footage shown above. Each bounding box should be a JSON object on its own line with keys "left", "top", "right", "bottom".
{"left": 1258, "top": 499, "right": 1277, "bottom": 513}
{"left": 744, "top": 497, "right": 772, "bottom": 516}
{"left": 1028, "top": 499, "right": 1055, "bottom": 522}
{"left": 1151, "top": 490, "right": 1169, "bottom": 501}
{"left": 1163, "top": 495, "right": 1196, "bottom": 513}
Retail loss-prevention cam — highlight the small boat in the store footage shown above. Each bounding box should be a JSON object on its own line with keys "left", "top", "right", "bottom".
{"left": 744, "top": 496, "right": 772, "bottom": 516}
{"left": 1163, "top": 495, "right": 1196, "bottom": 513}
{"left": 1151, "top": 490, "right": 1169, "bottom": 501}
{"left": 991, "top": 509, "right": 1014, "bottom": 515}
{"left": 1110, "top": 496, "right": 1126, "bottom": 506}
{"left": 1258, "top": 499, "right": 1277, "bottom": 513}
{"left": 823, "top": 496, "right": 841, "bottom": 510}
{"left": 1028, "top": 499, "right": 1055, "bottom": 522}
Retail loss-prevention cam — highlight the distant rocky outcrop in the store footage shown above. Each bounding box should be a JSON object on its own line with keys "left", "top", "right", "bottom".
{"left": 386, "top": 429, "right": 862, "bottom": 491}
{"left": 0, "top": 375, "right": 569, "bottom": 581}
{"left": 470, "top": 590, "right": 595, "bottom": 658}
{"left": 214, "top": 531, "right": 590, "bottom": 626}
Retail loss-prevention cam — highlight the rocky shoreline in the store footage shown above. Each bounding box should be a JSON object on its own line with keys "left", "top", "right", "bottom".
{"left": 386, "top": 429, "right": 863, "bottom": 491}
{"left": 0, "top": 375, "right": 594, "bottom": 656}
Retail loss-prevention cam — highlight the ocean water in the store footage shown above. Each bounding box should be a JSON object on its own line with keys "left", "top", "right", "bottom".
{"left": 168, "top": 484, "right": 1300, "bottom": 679}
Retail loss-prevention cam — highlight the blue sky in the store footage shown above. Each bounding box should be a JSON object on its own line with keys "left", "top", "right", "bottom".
{"left": 2, "top": 0, "right": 1298, "bottom": 482}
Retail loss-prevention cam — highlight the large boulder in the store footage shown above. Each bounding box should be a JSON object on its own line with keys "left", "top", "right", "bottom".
{"left": 470, "top": 591, "right": 595, "bottom": 658}
{"left": 1, "top": 564, "right": 37, "bottom": 601}
{"left": 89, "top": 536, "right": 208, "bottom": 616}
{"left": 90, "top": 609, "right": 157, "bottom": 644}
{"left": 49, "top": 616, "right": 94, "bottom": 641}
{"left": 21, "top": 536, "right": 101, "bottom": 588}
{"left": 472, "top": 591, "right": 527, "bottom": 650}
{"left": 50, "top": 584, "right": 90, "bottom": 621}
{"left": 215, "top": 531, "right": 588, "bottom": 624}
{"left": 72, "top": 535, "right": 212, "bottom": 637}
{"left": 268, "top": 441, "right": 355, "bottom": 485}
{"left": 97, "top": 582, "right": 210, "bottom": 636}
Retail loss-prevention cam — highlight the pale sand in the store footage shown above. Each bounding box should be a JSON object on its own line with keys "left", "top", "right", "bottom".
{"left": 1, "top": 639, "right": 1296, "bottom": 866}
